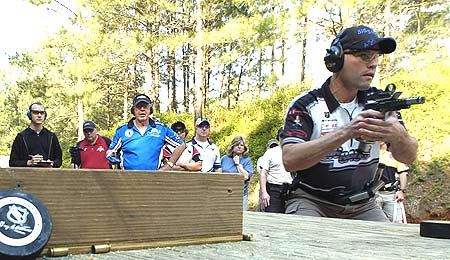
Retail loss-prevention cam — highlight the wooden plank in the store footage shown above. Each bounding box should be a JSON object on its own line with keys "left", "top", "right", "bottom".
{"left": 41, "top": 212, "right": 450, "bottom": 259}
{"left": 0, "top": 168, "right": 243, "bottom": 254}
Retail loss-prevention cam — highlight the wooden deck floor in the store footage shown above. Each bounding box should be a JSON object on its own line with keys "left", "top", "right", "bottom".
{"left": 40, "top": 211, "right": 449, "bottom": 260}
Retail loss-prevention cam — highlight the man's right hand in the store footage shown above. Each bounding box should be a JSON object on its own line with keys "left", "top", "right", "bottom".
{"left": 261, "top": 191, "right": 271, "bottom": 207}
{"left": 349, "top": 109, "right": 386, "bottom": 140}
{"left": 28, "top": 154, "right": 43, "bottom": 166}
{"left": 106, "top": 151, "right": 121, "bottom": 164}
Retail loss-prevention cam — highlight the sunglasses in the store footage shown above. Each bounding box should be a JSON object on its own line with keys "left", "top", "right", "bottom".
{"left": 344, "top": 50, "right": 382, "bottom": 63}
{"left": 31, "top": 110, "right": 46, "bottom": 115}
{"left": 135, "top": 103, "right": 150, "bottom": 109}
{"left": 197, "top": 124, "right": 210, "bottom": 130}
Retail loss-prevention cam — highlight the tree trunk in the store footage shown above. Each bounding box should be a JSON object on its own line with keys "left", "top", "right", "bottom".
{"left": 122, "top": 90, "right": 129, "bottom": 123}
{"left": 203, "top": 60, "right": 210, "bottom": 110}
{"left": 383, "top": 0, "right": 393, "bottom": 76}
{"left": 280, "top": 38, "right": 285, "bottom": 88}
{"left": 219, "top": 64, "right": 225, "bottom": 103}
{"left": 77, "top": 96, "right": 84, "bottom": 141}
{"left": 257, "top": 49, "right": 263, "bottom": 95}
{"left": 237, "top": 63, "right": 243, "bottom": 102}
{"left": 76, "top": 4, "right": 84, "bottom": 141}
{"left": 226, "top": 64, "right": 232, "bottom": 108}
{"left": 153, "top": 49, "right": 161, "bottom": 113}
{"left": 270, "top": 44, "right": 275, "bottom": 92}
{"left": 171, "top": 51, "right": 177, "bottom": 112}
{"left": 245, "top": 51, "right": 251, "bottom": 94}
{"left": 182, "top": 44, "right": 190, "bottom": 112}
{"left": 194, "top": 0, "right": 203, "bottom": 120}
{"left": 145, "top": 48, "right": 154, "bottom": 114}
{"left": 300, "top": 16, "right": 307, "bottom": 84}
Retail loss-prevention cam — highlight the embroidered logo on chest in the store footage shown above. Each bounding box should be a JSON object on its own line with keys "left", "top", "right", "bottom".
{"left": 147, "top": 128, "right": 161, "bottom": 137}
{"left": 125, "top": 129, "right": 133, "bottom": 137}
{"left": 321, "top": 119, "right": 338, "bottom": 136}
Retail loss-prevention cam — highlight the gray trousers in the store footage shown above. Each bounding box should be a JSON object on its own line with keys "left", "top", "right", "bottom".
{"left": 286, "top": 188, "right": 389, "bottom": 222}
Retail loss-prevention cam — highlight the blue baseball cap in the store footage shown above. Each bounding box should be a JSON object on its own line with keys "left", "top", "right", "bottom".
{"left": 132, "top": 94, "right": 151, "bottom": 107}
{"left": 338, "top": 25, "right": 396, "bottom": 54}
{"left": 83, "top": 121, "right": 96, "bottom": 130}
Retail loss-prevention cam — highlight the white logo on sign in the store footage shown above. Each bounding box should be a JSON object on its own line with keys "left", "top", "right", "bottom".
{"left": 0, "top": 197, "right": 43, "bottom": 246}
{"left": 7, "top": 205, "right": 29, "bottom": 225}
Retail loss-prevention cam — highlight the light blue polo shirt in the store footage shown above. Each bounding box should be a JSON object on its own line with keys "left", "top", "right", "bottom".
{"left": 109, "top": 120, "right": 183, "bottom": 170}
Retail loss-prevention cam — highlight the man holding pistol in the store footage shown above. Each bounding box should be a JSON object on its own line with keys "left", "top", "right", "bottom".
{"left": 282, "top": 25, "right": 418, "bottom": 221}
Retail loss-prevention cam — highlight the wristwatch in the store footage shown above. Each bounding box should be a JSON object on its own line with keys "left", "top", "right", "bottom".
{"left": 167, "top": 161, "right": 174, "bottom": 168}
{"left": 398, "top": 188, "right": 407, "bottom": 193}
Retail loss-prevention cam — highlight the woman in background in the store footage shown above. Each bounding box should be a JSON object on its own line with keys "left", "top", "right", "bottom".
{"left": 221, "top": 136, "right": 253, "bottom": 211}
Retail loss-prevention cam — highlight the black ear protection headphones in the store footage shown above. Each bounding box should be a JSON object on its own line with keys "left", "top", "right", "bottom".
{"left": 130, "top": 94, "right": 153, "bottom": 115}
{"left": 27, "top": 102, "right": 47, "bottom": 120}
{"left": 324, "top": 29, "right": 345, "bottom": 73}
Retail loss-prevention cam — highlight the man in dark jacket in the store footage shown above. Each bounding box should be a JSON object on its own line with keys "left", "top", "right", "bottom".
{"left": 9, "top": 102, "right": 62, "bottom": 168}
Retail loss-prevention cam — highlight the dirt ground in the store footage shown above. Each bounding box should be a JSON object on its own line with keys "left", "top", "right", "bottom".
{"left": 408, "top": 209, "right": 450, "bottom": 223}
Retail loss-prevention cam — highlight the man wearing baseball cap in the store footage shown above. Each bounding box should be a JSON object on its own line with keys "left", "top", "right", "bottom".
{"left": 70, "top": 120, "right": 112, "bottom": 169}
{"left": 259, "top": 127, "right": 292, "bottom": 213}
{"left": 282, "top": 25, "right": 418, "bottom": 221}
{"left": 159, "top": 121, "right": 189, "bottom": 168}
{"left": 177, "top": 117, "right": 221, "bottom": 173}
{"left": 106, "top": 93, "right": 185, "bottom": 170}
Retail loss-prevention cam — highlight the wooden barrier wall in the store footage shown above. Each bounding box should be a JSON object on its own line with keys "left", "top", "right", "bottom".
{"left": 0, "top": 168, "right": 243, "bottom": 255}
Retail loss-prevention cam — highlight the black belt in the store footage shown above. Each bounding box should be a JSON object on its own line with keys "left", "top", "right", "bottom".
{"left": 291, "top": 186, "right": 371, "bottom": 206}
{"left": 331, "top": 196, "right": 370, "bottom": 206}
{"left": 268, "top": 183, "right": 289, "bottom": 193}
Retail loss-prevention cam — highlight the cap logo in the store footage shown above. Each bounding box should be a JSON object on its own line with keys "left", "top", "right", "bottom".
{"left": 357, "top": 28, "right": 376, "bottom": 35}
{"left": 364, "top": 39, "right": 377, "bottom": 48}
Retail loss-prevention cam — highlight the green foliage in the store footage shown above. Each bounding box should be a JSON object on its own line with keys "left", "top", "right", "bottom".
{"left": 160, "top": 83, "right": 308, "bottom": 191}
{"left": 383, "top": 56, "right": 450, "bottom": 219}
{"left": 383, "top": 57, "right": 449, "bottom": 160}
{"left": 407, "top": 155, "right": 450, "bottom": 216}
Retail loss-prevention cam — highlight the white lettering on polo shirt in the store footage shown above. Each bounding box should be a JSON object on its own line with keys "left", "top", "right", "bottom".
{"left": 148, "top": 128, "right": 161, "bottom": 137}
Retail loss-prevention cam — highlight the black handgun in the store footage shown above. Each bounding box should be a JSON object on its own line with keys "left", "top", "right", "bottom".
{"left": 348, "top": 165, "right": 385, "bottom": 203}
{"left": 364, "top": 83, "right": 425, "bottom": 112}
{"left": 357, "top": 84, "right": 425, "bottom": 154}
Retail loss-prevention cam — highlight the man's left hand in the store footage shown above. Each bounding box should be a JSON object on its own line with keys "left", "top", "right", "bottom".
{"left": 395, "top": 190, "right": 405, "bottom": 202}
{"left": 358, "top": 111, "right": 406, "bottom": 144}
